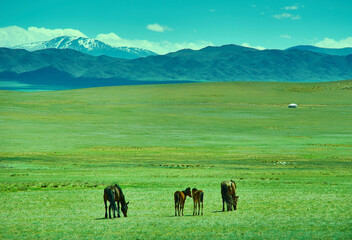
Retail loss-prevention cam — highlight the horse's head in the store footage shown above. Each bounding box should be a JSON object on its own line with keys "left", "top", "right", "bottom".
{"left": 192, "top": 188, "right": 198, "bottom": 197}
{"left": 185, "top": 187, "right": 192, "bottom": 198}
{"left": 121, "top": 201, "right": 129, "bottom": 217}
{"left": 233, "top": 196, "right": 239, "bottom": 210}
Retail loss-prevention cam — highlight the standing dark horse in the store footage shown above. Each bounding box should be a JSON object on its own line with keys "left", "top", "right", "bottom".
{"left": 221, "top": 180, "right": 239, "bottom": 211}
{"left": 104, "top": 184, "right": 129, "bottom": 219}
{"left": 192, "top": 188, "right": 204, "bottom": 216}
{"left": 174, "top": 187, "right": 192, "bottom": 216}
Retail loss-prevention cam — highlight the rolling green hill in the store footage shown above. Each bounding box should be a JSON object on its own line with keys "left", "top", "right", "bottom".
{"left": 0, "top": 81, "right": 351, "bottom": 239}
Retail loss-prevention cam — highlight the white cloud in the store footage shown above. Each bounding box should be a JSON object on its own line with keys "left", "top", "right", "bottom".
{"left": 290, "top": 15, "right": 301, "bottom": 20}
{"left": 280, "top": 35, "right": 291, "bottom": 39}
{"left": 0, "top": 26, "right": 86, "bottom": 47}
{"left": 96, "top": 32, "right": 213, "bottom": 54}
{"left": 315, "top": 37, "right": 352, "bottom": 48}
{"left": 241, "top": 43, "right": 266, "bottom": 50}
{"left": 146, "top": 23, "right": 172, "bottom": 33}
{"left": 283, "top": 6, "right": 298, "bottom": 10}
{"left": 273, "top": 13, "right": 301, "bottom": 20}
{"left": 95, "top": 32, "right": 121, "bottom": 41}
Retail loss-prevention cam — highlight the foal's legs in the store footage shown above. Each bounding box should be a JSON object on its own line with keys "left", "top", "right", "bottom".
{"left": 175, "top": 201, "right": 180, "bottom": 216}
{"left": 201, "top": 200, "right": 203, "bottom": 215}
{"left": 193, "top": 200, "right": 196, "bottom": 216}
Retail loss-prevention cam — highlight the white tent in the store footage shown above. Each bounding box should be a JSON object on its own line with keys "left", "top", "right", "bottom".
{"left": 288, "top": 103, "right": 298, "bottom": 108}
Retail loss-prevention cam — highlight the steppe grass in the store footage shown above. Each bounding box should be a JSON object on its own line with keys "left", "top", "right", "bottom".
{"left": 1, "top": 81, "right": 352, "bottom": 239}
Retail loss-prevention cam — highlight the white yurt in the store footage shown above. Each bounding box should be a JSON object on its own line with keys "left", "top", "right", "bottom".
{"left": 288, "top": 103, "right": 298, "bottom": 108}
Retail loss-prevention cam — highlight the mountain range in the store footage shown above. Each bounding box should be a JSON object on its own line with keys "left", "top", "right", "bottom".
{"left": 1, "top": 44, "right": 352, "bottom": 91}
{"left": 13, "top": 36, "right": 157, "bottom": 59}
{"left": 287, "top": 45, "right": 352, "bottom": 56}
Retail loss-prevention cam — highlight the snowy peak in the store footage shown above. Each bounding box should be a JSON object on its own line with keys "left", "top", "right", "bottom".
{"left": 13, "top": 36, "right": 157, "bottom": 59}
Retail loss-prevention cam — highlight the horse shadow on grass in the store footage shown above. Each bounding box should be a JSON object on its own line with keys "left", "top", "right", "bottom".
{"left": 166, "top": 214, "right": 198, "bottom": 218}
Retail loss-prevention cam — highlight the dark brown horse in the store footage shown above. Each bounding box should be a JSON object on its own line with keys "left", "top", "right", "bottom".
{"left": 221, "top": 180, "right": 239, "bottom": 211}
{"left": 104, "top": 184, "right": 129, "bottom": 219}
{"left": 174, "top": 187, "right": 192, "bottom": 216}
{"left": 192, "top": 188, "right": 204, "bottom": 216}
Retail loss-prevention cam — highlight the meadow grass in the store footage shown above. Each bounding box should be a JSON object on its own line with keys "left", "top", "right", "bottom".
{"left": 0, "top": 81, "right": 352, "bottom": 239}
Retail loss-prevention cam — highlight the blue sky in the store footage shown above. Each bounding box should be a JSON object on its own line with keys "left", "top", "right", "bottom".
{"left": 0, "top": 0, "right": 351, "bottom": 54}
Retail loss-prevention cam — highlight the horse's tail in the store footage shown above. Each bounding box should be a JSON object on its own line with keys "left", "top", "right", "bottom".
{"left": 221, "top": 183, "right": 232, "bottom": 205}
{"left": 174, "top": 192, "right": 180, "bottom": 204}
{"left": 200, "top": 191, "right": 204, "bottom": 203}
{"left": 105, "top": 188, "right": 117, "bottom": 212}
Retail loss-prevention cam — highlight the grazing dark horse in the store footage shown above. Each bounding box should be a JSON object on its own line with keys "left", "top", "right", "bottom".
{"left": 221, "top": 180, "right": 239, "bottom": 211}
{"left": 192, "top": 188, "right": 204, "bottom": 216}
{"left": 104, "top": 184, "right": 129, "bottom": 219}
{"left": 174, "top": 187, "right": 192, "bottom": 216}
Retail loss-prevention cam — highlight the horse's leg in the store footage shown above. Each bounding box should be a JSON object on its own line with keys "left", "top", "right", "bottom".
{"left": 193, "top": 198, "right": 197, "bottom": 216}
{"left": 198, "top": 201, "right": 200, "bottom": 215}
{"left": 227, "top": 202, "right": 232, "bottom": 211}
{"left": 196, "top": 200, "right": 198, "bottom": 215}
{"left": 175, "top": 201, "right": 178, "bottom": 216}
{"left": 108, "top": 204, "right": 112, "bottom": 219}
{"left": 179, "top": 202, "right": 181, "bottom": 216}
{"left": 222, "top": 196, "right": 225, "bottom": 211}
{"left": 201, "top": 200, "right": 203, "bottom": 216}
{"left": 117, "top": 201, "right": 120, "bottom": 218}
{"left": 104, "top": 198, "right": 108, "bottom": 219}
{"left": 181, "top": 200, "right": 184, "bottom": 216}
{"left": 177, "top": 202, "right": 180, "bottom": 216}
{"left": 112, "top": 202, "right": 116, "bottom": 218}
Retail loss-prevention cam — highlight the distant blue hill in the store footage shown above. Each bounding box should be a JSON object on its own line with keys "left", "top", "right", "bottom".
{"left": 1, "top": 44, "right": 352, "bottom": 91}
{"left": 0, "top": 66, "right": 194, "bottom": 91}
{"left": 287, "top": 45, "right": 352, "bottom": 56}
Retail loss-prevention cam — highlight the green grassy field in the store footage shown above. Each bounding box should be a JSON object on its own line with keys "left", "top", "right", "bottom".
{"left": 1, "top": 81, "right": 352, "bottom": 239}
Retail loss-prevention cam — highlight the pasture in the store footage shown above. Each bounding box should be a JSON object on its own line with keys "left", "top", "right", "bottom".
{"left": 0, "top": 81, "right": 352, "bottom": 239}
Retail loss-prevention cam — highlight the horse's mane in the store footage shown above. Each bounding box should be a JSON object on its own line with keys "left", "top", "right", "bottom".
{"left": 114, "top": 184, "right": 126, "bottom": 203}
{"left": 230, "top": 179, "right": 237, "bottom": 189}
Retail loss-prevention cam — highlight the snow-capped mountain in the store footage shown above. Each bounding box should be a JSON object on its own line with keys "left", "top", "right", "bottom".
{"left": 13, "top": 36, "right": 157, "bottom": 59}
